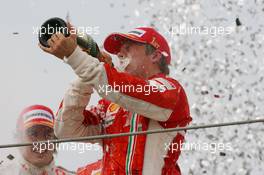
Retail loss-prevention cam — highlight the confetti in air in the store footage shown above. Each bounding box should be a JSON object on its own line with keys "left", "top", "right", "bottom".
{"left": 131, "top": 0, "right": 264, "bottom": 174}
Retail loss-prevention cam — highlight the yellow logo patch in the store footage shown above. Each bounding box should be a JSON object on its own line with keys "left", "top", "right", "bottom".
{"left": 108, "top": 103, "right": 120, "bottom": 113}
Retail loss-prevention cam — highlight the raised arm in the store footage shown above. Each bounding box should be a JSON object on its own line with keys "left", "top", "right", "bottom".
{"left": 54, "top": 78, "right": 103, "bottom": 143}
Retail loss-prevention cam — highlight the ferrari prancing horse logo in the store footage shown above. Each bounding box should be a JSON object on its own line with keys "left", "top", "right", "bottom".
{"left": 108, "top": 103, "right": 120, "bottom": 113}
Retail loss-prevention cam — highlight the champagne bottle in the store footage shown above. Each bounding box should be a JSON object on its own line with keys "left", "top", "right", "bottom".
{"left": 39, "top": 17, "right": 113, "bottom": 66}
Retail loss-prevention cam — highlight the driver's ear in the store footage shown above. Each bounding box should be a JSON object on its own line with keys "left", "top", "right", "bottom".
{"left": 150, "top": 50, "right": 162, "bottom": 64}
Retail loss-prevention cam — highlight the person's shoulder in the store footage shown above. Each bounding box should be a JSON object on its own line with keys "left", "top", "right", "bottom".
{"left": 54, "top": 165, "right": 76, "bottom": 175}
{"left": 150, "top": 74, "right": 183, "bottom": 91}
{"left": 164, "top": 75, "right": 183, "bottom": 87}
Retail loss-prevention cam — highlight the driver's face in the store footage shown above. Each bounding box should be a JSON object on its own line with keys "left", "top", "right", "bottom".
{"left": 117, "top": 40, "right": 150, "bottom": 78}
{"left": 19, "top": 125, "right": 55, "bottom": 167}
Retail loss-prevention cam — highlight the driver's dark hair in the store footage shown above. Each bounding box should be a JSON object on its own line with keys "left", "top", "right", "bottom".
{"left": 145, "top": 44, "right": 170, "bottom": 75}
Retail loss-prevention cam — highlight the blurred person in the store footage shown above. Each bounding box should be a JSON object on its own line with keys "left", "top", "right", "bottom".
{"left": 40, "top": 26, "right": 192, "bottom": 175}
{"left": 0, "top": 105, "right": 75, "bottom": 175}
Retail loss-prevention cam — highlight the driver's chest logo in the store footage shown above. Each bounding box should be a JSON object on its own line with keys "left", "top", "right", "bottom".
{"left": 104, "top": 103, "right": 120, "bottom": 127}
{"left": 108, "top": 103, "right": 120, "bottom": 113}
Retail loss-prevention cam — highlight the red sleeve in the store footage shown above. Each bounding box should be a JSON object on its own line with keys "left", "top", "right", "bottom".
{"left": 104, "top": 64, "right": 178, "bottom": 110}
{"left": 101, "top": 64, "right": 192, "bottom": 124}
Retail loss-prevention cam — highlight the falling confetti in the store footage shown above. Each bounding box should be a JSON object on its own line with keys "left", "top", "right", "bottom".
{"left": 133, "top": 0, "right": 264, "bottom": 174}
{"left": 236, "top": 18, "right": 242, "bottom": 26}
{"left": 7, "top": 154, "right": 14, "bottom": 160}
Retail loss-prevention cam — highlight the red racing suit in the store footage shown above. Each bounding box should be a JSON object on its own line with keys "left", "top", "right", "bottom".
{"left": 77, "top": 160, "right": 102, "bottom": 175}
{"left": 55, "top": 47, "right": 192, "bottom": 175}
